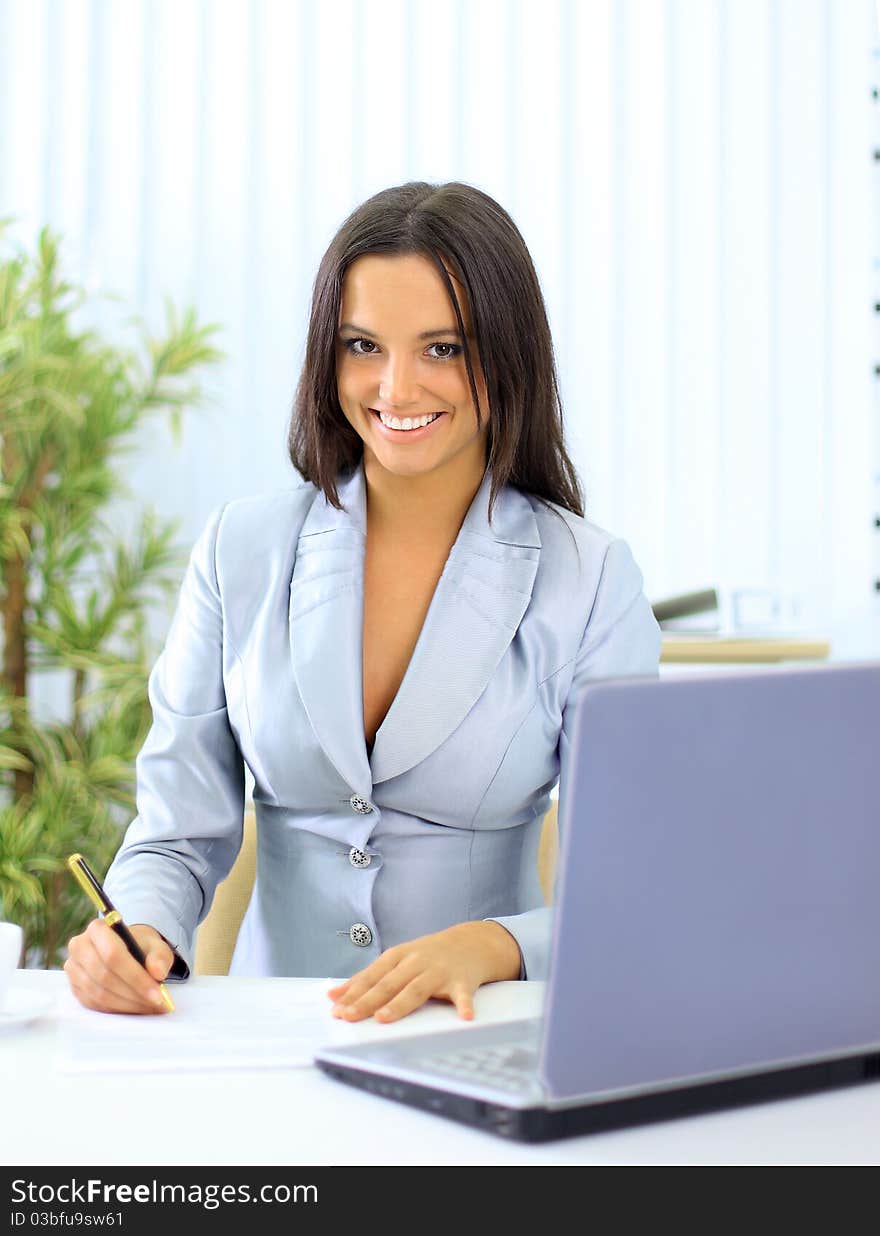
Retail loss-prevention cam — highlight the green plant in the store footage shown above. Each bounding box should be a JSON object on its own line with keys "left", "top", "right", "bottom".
{"left": 0, "top": 220, "right": 225, "bottom": 966}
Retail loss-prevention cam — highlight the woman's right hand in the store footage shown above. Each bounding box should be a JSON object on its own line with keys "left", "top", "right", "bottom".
{"left": 64, "top": 920, "right": 175, "bottom": 1014}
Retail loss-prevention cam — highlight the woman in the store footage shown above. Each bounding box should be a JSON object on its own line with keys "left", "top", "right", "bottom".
{"left": 64, "top": 181, "right": 661, "bottom": 1023}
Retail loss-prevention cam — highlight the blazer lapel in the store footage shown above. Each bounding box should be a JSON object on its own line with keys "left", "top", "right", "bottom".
{"left": 288, "top": 463, "right": 372, "bottom": 799}
{"left": 368, "top": 466, "right": 542, "bottom": 785}
{"left": 289, "top": 459, "right": 543, "bottom": 793}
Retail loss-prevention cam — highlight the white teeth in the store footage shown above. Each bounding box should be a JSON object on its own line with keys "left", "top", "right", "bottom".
{"left": 376, "top": 410, "right": 442, "bottom": 431}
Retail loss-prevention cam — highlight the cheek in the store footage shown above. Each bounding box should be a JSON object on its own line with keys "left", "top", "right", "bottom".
{"left": 337, "top": 373, "right": 367, "bottom": 420}
{"left": 335, "top": 379, "right": 361, "bottom": 430}
{"left": 335, "top": 362, "right": 354, "bottom": 395}
{"left": 336, "top": 355, "right": 365, "bottom": 394}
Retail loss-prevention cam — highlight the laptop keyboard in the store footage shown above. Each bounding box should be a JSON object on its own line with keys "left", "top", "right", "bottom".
{"left": 414, "top": 1042, "right": 540, "bottom": 1094}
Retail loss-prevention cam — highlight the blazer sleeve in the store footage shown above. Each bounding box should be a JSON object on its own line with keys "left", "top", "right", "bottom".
{"left": 485, "top": 537, "right": 662, "bottom": 981}
{"left": 102, "top": 503, "right": 246, "bottom": 979}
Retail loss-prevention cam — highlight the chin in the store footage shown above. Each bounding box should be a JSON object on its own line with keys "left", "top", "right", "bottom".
{"left": 369, "top": 450, "right": 444, "bottom": 476}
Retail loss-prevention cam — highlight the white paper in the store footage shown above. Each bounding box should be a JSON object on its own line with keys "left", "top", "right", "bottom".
{"left": 55, "top": 978, "right": 361, "bottom": 1074}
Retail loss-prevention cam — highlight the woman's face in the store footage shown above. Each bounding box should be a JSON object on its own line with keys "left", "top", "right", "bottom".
{"left": 335, "top": 252, "right": 490, "bottom": 485}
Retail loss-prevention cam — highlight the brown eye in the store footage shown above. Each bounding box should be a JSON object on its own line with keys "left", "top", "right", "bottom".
{"left": 426, "top": 342, "right": 462, "bottom": 361}
{"left": 342, "top": 338, "right": 461, "bottom": 362}
{"left": 344, "top": 338, "right": 378, "bottom": 356}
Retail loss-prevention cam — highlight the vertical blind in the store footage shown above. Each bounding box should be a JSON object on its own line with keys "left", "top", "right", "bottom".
{"left": 1, "top": 0, "right": 876, "bottom": 651}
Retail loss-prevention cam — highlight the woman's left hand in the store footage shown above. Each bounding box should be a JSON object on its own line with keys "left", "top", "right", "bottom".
{"left": 327, "top": 920, "right": 522, "bottom": 1024}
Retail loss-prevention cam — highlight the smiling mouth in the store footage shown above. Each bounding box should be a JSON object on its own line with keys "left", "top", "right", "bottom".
{"left": 370, "top": 409, "right": 446, "bottom": 431}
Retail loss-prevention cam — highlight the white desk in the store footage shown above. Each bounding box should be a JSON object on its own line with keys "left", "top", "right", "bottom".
{"left": 2, "top": 970, "right": 879, "bottom": 1166}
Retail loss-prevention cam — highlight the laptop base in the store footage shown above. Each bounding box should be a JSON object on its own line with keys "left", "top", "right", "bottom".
{"left": 316, "top": 1050, "right": 880, "bottom": 1143}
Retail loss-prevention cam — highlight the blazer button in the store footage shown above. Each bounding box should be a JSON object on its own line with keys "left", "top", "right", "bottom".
{"left": 349, "top": 794, "right": 373, "bottom": 815}
{"left": 348, "top": 847, "right": 372, "bottom": 869}
{"left": 349, "top": 923, "right": 373, "bottom": 947}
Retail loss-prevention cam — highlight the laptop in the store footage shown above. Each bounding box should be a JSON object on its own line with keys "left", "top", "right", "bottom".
{"left": 314, "top": 661, "right": 880, "bottom": 1142}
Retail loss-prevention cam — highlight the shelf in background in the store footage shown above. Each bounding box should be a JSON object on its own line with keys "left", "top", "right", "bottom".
{"left": 660, "top": 634, "right": 831, "bottom": 663}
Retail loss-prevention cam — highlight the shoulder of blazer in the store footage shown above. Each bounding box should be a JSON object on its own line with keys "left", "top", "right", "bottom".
{"left": 523, "top": 493, "right": 648, "bottom": 642}
{"left": 212, "top": 480, "right": 318, "bottom": 593}
{"left": 525, "top": 492, "right": 617, "bottom": 581}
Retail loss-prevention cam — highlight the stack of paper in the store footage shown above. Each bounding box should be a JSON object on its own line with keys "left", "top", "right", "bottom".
{"left": 55, "top": 978, "right": 361, "bottom": 1073}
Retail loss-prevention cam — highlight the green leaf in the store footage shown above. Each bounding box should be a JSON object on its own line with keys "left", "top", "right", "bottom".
{"left": 0, "top": 222, "right": 223, "bottom": 966}
{"left": 0, "top": 744, "right": 33, "bottom": 772}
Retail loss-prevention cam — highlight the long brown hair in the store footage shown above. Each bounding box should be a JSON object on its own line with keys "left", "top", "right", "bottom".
{"left": 288, "top": 180, "right": 584, "bottom": 526}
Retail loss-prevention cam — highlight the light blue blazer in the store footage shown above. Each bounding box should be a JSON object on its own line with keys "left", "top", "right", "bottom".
{"left": 104, "top": 460, "right": 662, "bottom": 983}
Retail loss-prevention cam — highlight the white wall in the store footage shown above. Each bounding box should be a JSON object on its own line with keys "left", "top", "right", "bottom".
{"left": 2, "top": 0, "right": 877, "bottom": 666}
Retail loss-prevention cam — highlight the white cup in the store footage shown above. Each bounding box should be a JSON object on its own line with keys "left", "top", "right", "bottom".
{"left": 0, "top": 922, "right": 24, "bottom": 1013}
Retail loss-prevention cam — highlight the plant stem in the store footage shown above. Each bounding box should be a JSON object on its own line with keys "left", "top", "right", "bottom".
{"left": 1, "top": 433, "right": 35, "bottom": 800}
{"left": 72, "top": 665, "right": 86, "bottom": 741}
{"left": 42, "top": 867, "right": 65, "bottom": 968}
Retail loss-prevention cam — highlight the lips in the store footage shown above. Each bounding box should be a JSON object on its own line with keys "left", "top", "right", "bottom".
{"left": 368, "top": 408, "right": 448, "bottom": 440}
{"left": 370, "top": 409, "right": 445, "bottom": 423}
{"left": 370, "top": 409, "right": 446, "bottom": 428}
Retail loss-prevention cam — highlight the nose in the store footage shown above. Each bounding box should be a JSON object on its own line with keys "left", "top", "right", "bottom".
{"left": 377, "top": 352, "right": 421, "bottom": 409}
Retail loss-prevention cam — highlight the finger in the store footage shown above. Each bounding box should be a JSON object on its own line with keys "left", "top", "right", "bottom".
{"left": 81, "top": 920, "right": 168, "bottom": 1008}
{"left": 130, "top": 924, "right": 175, "bottom": 981}
{"left": 63, "top": 955, "right": 138, "bottom": 1013}
{"left": 373, "top": 976, "right": 438, "bottom": 1024}
{"left": 144, "top": 950, "right": 172, "bottom": 983}
{"left": 332, "top": 963, "right": 419, "bottom": 1022}
{"left": 69, "top": 937, "right": 167, "bottom": 1013}
{"left": 85, "top": 919, "right": 160, "bottom": 1001}
{"left": 330, "top": 951, "right": 402, "bottom": 1010}
{"left": 66, "top": 928, "right": 150, "bottom": 1007}
{"left": 63, "top": 945, "right": 152, "bottom": 1009}
{"left": 326, "top": 979, "right": 351, "bottom": 999}
{"left": 93, "top": 919, "right": 171, "bottom": 997}
{"left": 331, "top": 954, "right": 419, "bottom": 1020}
{"left": 63, "top": 956, "right": 167, "bottom": 1015}
{"left": 452, "top": 986, "right": 475, "bottom": 1021}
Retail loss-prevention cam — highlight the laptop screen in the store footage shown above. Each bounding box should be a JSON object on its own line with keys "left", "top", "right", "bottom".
{"left": 541, "top": 663, "right": 880, "bottom": 1101}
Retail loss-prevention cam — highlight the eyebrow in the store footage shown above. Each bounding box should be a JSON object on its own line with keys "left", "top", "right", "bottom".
{"left": 338, "top": 321, "right": 469, "bottom": 340}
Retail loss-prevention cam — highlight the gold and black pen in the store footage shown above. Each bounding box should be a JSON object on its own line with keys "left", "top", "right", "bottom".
{"left": 66, "top": 852, "right": 175, "bottom": 1012}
